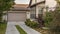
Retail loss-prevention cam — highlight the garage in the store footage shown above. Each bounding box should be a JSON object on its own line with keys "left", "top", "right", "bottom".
{"left": 8, "top": 12, "right": 26, "bottom": 22}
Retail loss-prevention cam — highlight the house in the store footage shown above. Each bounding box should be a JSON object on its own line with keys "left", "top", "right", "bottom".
{"left": 3, "top": 4, "right": 31, "bottom": 22}
{"left": 3, "top": 0, "right": 45, "bottom": 22}
{"left": 28, "top": 0, "right": 45, "bottom": 21}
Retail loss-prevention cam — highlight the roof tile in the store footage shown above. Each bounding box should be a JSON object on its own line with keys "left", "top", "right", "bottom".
{"left": 13, "top": 4, "right": 29, "bottom": 8}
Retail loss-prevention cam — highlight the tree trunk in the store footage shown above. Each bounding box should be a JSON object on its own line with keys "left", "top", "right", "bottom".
{"left": 0, "top": 11, "right": 3, "bottom": 23}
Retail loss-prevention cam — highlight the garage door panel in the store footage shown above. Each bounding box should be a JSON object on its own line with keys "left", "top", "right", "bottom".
{"left": 8, "top": 12, "right": 26, "bottom": 22}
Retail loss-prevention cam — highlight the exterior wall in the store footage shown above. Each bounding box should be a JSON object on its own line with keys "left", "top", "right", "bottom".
{"left": 37, "top": 3, "right": 45, "bottom": 7}
{"left": 36, "top": 3, "right": 45, "bottom": 18}
{"left": 31, "top": 0, "right": 45, "bottom": 5}
{"left": 31, "top": 0, "right": 36, "bottom": 5}
{"left": 36, "top": 0, "right": 45, "bottom": 3}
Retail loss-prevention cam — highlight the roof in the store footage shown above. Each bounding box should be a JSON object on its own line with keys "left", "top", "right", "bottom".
{"left": 29, "top": 0, "right": 45, "bottom": 8}
{"left": 28, "top": 0, "right": 32, "bottom": 7}
{"left": 11, "top": 4, "right": 31, "bottom": 11}
{"left": 11, "top": 7, "right": 31, "bottom": 11}
{"left": 13, "top": 4, "right": 29, "bottom": 8}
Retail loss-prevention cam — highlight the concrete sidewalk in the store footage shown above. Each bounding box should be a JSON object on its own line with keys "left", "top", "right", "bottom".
{"left": 18, "top": 22, "right": 41, "bottom": 34}
{"left": 5, "top": 22, "right": 20, "bottom": 34}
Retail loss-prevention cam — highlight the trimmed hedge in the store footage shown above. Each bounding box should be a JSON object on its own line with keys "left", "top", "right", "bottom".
{"left": 25, "top": 19, "right": 39, "bottom": 28}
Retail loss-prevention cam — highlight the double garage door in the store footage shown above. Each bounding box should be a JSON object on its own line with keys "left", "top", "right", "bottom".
{"left": 8, "top": 12, "right": 26, "bottom": 22}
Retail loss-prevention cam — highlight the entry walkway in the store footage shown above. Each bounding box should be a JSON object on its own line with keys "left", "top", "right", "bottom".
{"left": 18, "top": 22, "right": 41, "bottom": 34}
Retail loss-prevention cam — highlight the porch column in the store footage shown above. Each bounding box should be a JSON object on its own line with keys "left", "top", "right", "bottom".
{"left": 36, "top": 6, "right": 39, "bottom": 18}
{"left": 26, "top": 11, "right": 30, "bottom": 19}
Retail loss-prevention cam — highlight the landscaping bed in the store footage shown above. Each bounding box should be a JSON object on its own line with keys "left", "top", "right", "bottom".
{"left": 25, "top": 19, "right": 60, "bottom": 34}
{"left": 32, "top": 27, "right": 51, "bottom": 34}
{"left": 15, "top": 25, "right": 27, "bottom": 34}
{"left": 0, "top": 23, "right": 7, "bottom": 34}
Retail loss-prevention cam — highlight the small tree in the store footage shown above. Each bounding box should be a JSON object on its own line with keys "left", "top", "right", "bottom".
{"left": 0, "top": 0, "right": 15, "bottom": 23}
{"left": 48, "top": 0, "right": 60, "bottom": 34}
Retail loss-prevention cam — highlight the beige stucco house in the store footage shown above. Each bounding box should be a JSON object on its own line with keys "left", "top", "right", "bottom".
{"left": 3, "top": 0, "right": 45, "bottom": 22}
{"left": 29, "top": 0, "right": 45, "bottom": 21}
{"left": 3, "top": 4, "right": 31, "bottom": 22}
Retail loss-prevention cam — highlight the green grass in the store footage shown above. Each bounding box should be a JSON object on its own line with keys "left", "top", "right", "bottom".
{"left": 15, "top": 25, "right": 27, "bottom": 34}
{"left": 0, "top": 23, "right": 7, "bottom": 34}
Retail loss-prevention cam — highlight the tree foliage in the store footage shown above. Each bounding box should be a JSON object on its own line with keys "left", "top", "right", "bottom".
{"left": 0, "top": 0, "right": 15, "bottom": 22}
{"left": 0, "top": 0, "right": 15, "bottom": 11}
{"left": 50, "top": 0, "right": 60, "bottom": 28}
{"left": 47, "top": 0, "right": 60, "bottom": 34}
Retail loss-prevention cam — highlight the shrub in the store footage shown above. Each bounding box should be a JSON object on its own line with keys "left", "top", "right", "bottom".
{"left": 49, "top": 9, "right": 60, "bottom": 34}
{"left": 25, "top": 19, "right": 39, "bottom": 28}
{"left": 49, "top": 26, "right": 60, "bottom": 34}
{"left": 44, "top": 12, "right": 53, "bottom": 27}
{"left": 25, "top": 19, "right": 31, "bottom": 26}
{"left": 45, "top": 7, "right": 60, "bottom": 34}
{"left": 30, "top": 21, "right": 39, "bottom": 28}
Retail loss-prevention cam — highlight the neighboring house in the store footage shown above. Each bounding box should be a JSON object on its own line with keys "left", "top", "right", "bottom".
{"left": 3, "top": 0, "right": 45, "bottom": 22}
{"left": 28, "top": 0, "right": 45, "bottom": 21}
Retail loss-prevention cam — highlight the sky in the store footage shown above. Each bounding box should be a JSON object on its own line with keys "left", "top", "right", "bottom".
{"left": 14, "top": 0, "right": 30, "bottom": 4}
{"left": 15, "top": 0, "right": 57, "bottom": 7}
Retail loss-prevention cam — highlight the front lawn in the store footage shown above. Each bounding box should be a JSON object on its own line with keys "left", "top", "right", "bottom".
{"left": 0, "top": 23, "right": 7, "bottom": 34}
{"left": 16, "top": 25, "right": 27, "bottom": 34}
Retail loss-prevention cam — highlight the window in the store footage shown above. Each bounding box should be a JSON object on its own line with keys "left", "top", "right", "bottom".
{"left": 30, "top": 7, "right": 36, "bottom": 19}
{"left": 30, "top": 14, "right": 36, "bottom": 19}
{"left": 38, "top": 7, "right": 43, "bottom": 17}
{"left": 38, "top": 7, "right": 43, "bottom": 14}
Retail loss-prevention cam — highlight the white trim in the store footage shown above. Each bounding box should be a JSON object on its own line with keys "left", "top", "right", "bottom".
{"left": 36, "top": 6, "right": 39, "bottom": 18}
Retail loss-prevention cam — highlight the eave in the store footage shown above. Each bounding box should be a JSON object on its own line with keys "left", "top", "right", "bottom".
{"left": 29, "top": 1, "right": 45, "bottom": 8}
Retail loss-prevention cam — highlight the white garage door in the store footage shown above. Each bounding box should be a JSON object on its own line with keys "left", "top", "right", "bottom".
{"left": 8, "top": 12, "right": 26, "bottom": 22}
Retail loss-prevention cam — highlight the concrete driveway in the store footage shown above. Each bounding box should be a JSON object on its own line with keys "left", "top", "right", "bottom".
{"left": 5, "top": 22, "right": 20, "bottom": 34}
{"left": 5, "top": 22, "right": 41, "bottom": 34}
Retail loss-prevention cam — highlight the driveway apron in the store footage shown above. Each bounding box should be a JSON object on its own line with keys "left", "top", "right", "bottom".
{"left": 5, "top": 22, "right": 41, "bottom": 34}
{"left": 5, "top": 22, "right": 20, "bottom": 34}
